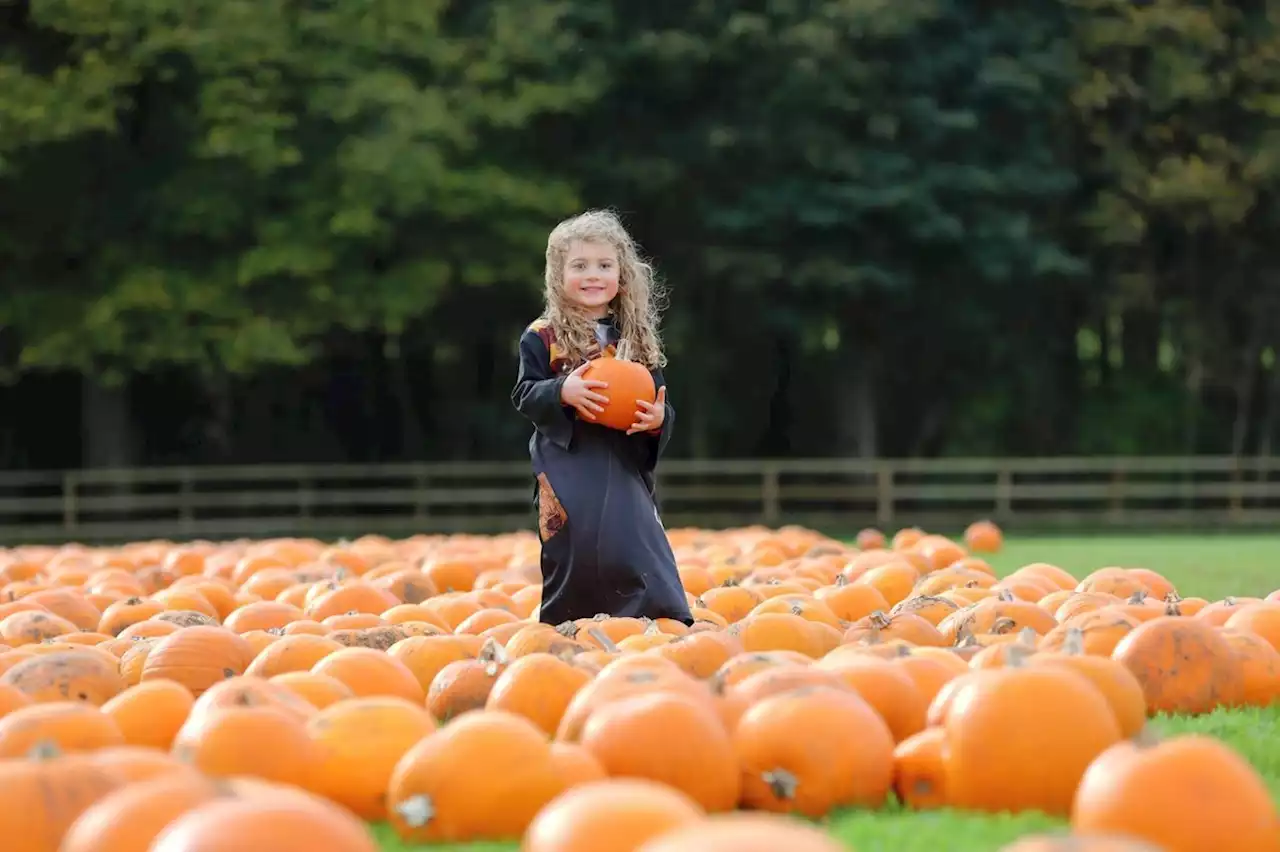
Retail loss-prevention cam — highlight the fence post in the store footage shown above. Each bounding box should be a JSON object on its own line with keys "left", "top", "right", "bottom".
{"left": 298, "top": 476, "right": 313, "bottom": 518}
{"left": 1107, "top": 462, "right": 1126, "bottom": 523}
{"left": 875, "top": 462, "right": 894, "bottom": 528}
{"left": 761, "top": 464, "right": 781, "bottom": 526}
{"left": 413, "top": 469, "right": 430, "bottom": 520}
{"left": 1229, "top": 461, "right": 1244, "bottom": 519}
{"left": 995, "top": 467, "right": 1013, "bottom": 519}
{"left": 179, "top": 469, "right": 194, "bottom": 532}
{"left": 62, "top": 472, "right": 79, "bottom": 532}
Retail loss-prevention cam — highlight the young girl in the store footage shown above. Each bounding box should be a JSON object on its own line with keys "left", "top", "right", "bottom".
{"left": 511, "top": 209, "right": 693, "bottom": 627}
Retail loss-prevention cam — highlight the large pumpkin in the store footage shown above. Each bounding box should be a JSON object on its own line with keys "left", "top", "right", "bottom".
{"left": 581, "top": 357, "right": 655, "bottom": 432}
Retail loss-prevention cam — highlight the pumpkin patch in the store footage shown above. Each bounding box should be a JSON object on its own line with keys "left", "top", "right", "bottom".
{"left": 0, "top": 525, "right": 1276, "bottom": 852}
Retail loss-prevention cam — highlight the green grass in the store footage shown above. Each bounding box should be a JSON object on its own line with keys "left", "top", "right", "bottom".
{"left": 372, "top": 533, "right": 1280, "bottom": 851}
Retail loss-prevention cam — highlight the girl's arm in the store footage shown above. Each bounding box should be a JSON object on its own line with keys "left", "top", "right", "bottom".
{"left": 511, "top": 329, "right": 574, "bottom": 449}
{"left": 636, "top": 367, "right": 675, "bottom": 471}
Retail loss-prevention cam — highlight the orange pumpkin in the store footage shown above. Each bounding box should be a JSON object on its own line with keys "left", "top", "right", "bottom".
{"left": 139, "top": 626, "right": 256, "bottom": 697}
{"left": 149, "top": 793, "right": 378, "bottom": 852}
{"left": 580, "top": 356, "right": 655, "bottom": 431}
{"left": 578, "top": 691, "right": 740, "bottom": 813}
{"left": 633, "top": 812, "right": 848, "bottom": 852}
{"left": 1072, "top": 731, "right": 1279, "bottom": 852}
{"left": 0, "top": 746, "right": 127, "bottom": 849}
{"left": 733, "top": 686, "right": 894, "bottom": 816}
{"left": 524, "top": 779, "right": 705, "bottom": 852}
{"left": 942, "top": 666, "right": 1122, "bottom": 817}
{"left": 306, "top": 696, "right": 437, "bottom": 821}
{"left": 0, "top": 649, "right": 127, "bottom": 706}
{"left": 385, "top": 710, "right": 567, "bottom": 843}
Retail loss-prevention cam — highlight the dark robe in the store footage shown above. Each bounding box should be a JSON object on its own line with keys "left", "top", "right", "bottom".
{"left": 510, "top": 317, "right": 693, "bottom": 626}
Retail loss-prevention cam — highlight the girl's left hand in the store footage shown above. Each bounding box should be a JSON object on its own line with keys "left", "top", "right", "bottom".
{"left": 627, "top": 386, "right": 667, "bottom": 435}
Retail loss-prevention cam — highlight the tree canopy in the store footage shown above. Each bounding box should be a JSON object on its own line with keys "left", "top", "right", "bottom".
{"left": 1, "top": 0, "right": 1278, "bottom": 467}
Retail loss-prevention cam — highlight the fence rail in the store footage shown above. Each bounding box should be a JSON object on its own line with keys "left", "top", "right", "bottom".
{"left": 2, "top": 456, "right": 1280, "bottom": 544}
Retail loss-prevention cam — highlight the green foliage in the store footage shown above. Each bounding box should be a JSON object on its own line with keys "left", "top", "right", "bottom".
{"left": 0, "top": 0, "right": 598, "bottom": 378}
{"left": 1, "top": 0, "right": 1279, "bottom": 461}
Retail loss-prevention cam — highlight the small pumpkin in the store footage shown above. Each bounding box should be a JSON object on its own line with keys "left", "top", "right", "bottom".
{"left": 633, "top": 812, "right": 847, "bottom": 852}
{"left": 1111, "top": 615, "right": 1244, "bottom": 714}
{"left": 149, "top": 793, "right": 379, "bottom": 852}
{"left": 0, "top": 649, "right": 127, "bottom": 706}
{"left": 0, "top": 744, "right": 127, "bottom": 849}
{"left": 580, "top": 355, "right": 655, "bottom": 432}
{"left": 1072, "top": 730, "right": 1279, "bottom": 852}
{"left": 524, "top": 779, "right": 705, "bottom": 852}
{"left": 386, "top": 710, "right": 566, "bottom": 843}
{"left": 733, "top": 685, "right": 894, "bottom": 816}
{"left": 139, "top": 626, "right": 256, "bottom": 697}
{"left": 578, "top": 691, "right": 740, "bottom": 813}
{"left": 172, "top": 705, "right": 318, "bottom": 787}
{"left": 942, "top": 664, "right": 1122, "bottom": 816}
{"left": 484, "top": 652, "right": 592, "bottom": 736}
{"left": 307, "top": 696, "right": 437, "bottom": 821}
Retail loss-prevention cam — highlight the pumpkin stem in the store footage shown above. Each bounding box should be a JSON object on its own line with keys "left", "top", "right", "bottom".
{"left": 395, "top": 794, "right": 436, "bottom": 829}
{"left": 1164, "top": 591, "right": 1183, "bottom": 604}
{"left": 477, "top": 637, "right": 509, "bottom": 668}
{"left": 27, "top": 739, "right": 62, "bottom": 761}
{"left": 1164, "top": 600, "right": 1183, "bottom": 617}
{"left": 996, "top": 588, "right": 1016, "bottom": 603}
{"left": 1061, "top": 626, "right": 1085, "bottom": 656}
{"left": 762, "top": 768, "right": 799, "bottom": 801}
{"left": 1126, "top": 590, "right": 1148, "bottom": 605}
{"left": 552, "top": 645, "right": 581, "bottom": 663}
{"left": 988, "top": 617, "right": 1018, "bottom": 636}
{"left": 868, "top": 610, "right": 892, "bottom": 631}
{"left": 586, "top": 626, "right": 620, "bottom": 654}
{"left": 1004, "top": 642, "right": 1034, "bottom": 668}
{"left": 554, "top": 621, "right": 578, "bottom": 639}
{"left": 1132, "top": 725, "right": 1163, "bottom": 749}
{"left": 789, "top": 603, "right": 805, "bottom": 617}
{"left": 643, "top": 618, "right": 661, "bottom": 636}
{"left": 834, "top": 573, "right": 849, "bottom": 587}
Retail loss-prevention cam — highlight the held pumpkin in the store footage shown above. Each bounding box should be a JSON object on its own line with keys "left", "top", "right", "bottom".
{"left": 581, "top": 357, "right": 656, "bottom": 432}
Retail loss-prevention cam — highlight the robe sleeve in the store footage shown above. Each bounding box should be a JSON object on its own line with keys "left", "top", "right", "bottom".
{"left": 511, "top": 329, "right": 574, "bottom": 450}
{"left": 636, "top": 366, "right": 674, "bottom": 471}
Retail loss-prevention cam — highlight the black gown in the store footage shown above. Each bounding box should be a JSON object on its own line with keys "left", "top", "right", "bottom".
{"left": 510, "top": 317, "right": 693, "bottom": 627}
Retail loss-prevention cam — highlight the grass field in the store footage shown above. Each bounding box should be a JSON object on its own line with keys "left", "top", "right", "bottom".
{"left": 371, "top": 533, "right": 1280, "bottom": 851}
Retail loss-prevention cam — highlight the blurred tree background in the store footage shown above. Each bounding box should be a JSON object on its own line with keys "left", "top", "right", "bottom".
{"left": 2, "top": 0, "right": 1279, "bottom": 469}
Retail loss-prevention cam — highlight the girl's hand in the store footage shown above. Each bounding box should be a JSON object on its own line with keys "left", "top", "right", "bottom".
{"left": 628, "top": 386, "right": 667, "bottom": 434}
{"left": 560, "top": 361, "right": 609, "bottom": 421}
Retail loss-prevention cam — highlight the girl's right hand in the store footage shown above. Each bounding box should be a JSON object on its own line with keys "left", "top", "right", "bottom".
{"left": 560, "top": 361, "right": 609, "bottom": 421}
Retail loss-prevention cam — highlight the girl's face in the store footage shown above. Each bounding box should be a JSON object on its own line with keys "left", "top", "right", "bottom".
{"left": 562, "top": 239, "right": 619, "bottom": 318}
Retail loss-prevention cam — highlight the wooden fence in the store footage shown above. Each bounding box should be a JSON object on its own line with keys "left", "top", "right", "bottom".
{"left": 2, "top": 456, "right": 1280, "bottom": 544}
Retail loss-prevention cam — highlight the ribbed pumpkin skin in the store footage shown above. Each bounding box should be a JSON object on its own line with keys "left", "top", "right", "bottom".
{"left": 582, "top": 358, "right": 655, "bottom": 431}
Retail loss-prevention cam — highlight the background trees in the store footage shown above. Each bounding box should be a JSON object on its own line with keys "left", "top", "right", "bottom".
{"left": 2, "top": 0, "right": 1277, "bottom": 468}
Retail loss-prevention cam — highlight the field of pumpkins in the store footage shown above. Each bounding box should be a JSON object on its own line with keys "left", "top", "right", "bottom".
{"left": 0, "top": 521, "right": 1277, "bottom": 852}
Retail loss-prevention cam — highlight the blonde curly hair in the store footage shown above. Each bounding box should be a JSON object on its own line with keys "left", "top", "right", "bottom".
{"left": 541, "top": 209, "right": 667, "bottom": 369}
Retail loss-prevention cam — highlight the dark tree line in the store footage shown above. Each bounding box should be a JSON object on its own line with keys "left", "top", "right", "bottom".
{"left": 2, "top": 0, "right": 1279, "bottom": 470}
